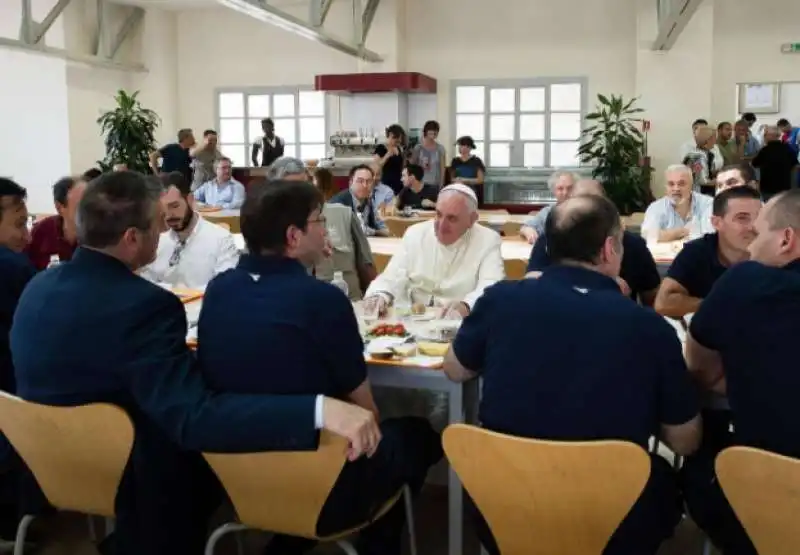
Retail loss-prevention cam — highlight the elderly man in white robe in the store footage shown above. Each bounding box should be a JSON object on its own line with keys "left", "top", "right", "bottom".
{"left": 364, "top": 183, "right": 505, "bottom": 318}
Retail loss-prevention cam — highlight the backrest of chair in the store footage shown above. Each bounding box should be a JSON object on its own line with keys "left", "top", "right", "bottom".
{"left": 501, "top": 221, "right": 523, "bottom": 238}
{"left": 372, "top": 252, "right": 392, "bottom": 274}
{"left": 384, "top": 218, "right": 418, "bottom": 238}
{"left": 443, "top": 424, "right": 650, "bottom": 555}
{"left": 0, "top": 393, "right": 134, "bottom": 517}
{"left": 203, "top": 430, "right": 348, "bottom": 538}
{"left": 214, "top": 221, "right": 231, "bottom": 231}
{"left": 716, "top": 446, "right": 800, "bottom": 554}
{"left": 504, "top": 259, "right": 528, "bottom": 280}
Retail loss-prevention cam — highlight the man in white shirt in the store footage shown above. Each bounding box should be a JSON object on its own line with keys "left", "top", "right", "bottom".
{"left": 641, "top": 164, "right": 714, "bottom": 243}
{"left": 364, "top": 183, "right": 505, "bottom": 318}
{"left": 140, "top": 172, "right": 239, "bottom": 289}
{"left": 680, "top": 119, "right": 724, "bottom": 179}
{"left": 194, "top": 157, "right": 246, "bottom": 209}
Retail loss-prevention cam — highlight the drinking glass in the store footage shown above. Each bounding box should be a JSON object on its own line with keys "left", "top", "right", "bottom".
{"left": 362, "top": 297, "right": 380, "bottom": 325}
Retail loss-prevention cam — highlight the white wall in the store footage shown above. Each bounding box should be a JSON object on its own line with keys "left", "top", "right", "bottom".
{"left": 0, "top": 0, "right": 71, "bottom": 213}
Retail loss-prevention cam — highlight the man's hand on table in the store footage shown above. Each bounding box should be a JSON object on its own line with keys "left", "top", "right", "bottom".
{"left": 363, "top": 294, "right": 389, "bottom": 316}
{"left": 439, "top": 301, "right": 469, "bottom": 320}
{"left": 322, "top": 397, "right": 381, "bottom": 460}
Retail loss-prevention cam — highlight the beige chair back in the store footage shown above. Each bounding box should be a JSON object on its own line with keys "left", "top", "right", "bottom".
{"left": 384, "top": 217, "right": 421, "bottom": 238}
{"left": 716, "top": 446, "right": 800, "bottom": 554}
{"left": 214, "top": 221, "right": 231, "bottom": 231}
{"left": 443, "top": 424, "right": 650, "bottom": 555}
{"left": 504, "top": 259, "right": 528, "bottom": 280}
{"left": 373, "top": 252, "right": 392, "bottom": 274}
{"left": 0, "top": 392, "right": 133, "bottom": 517}
{"left": 203, "top": 431, "right": 348, "bottom": 538}
{"left": 501, "top": 221, "right": 523, "bottom": 238}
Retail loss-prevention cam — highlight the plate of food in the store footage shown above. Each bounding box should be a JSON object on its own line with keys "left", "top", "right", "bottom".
{"left": 366, "top": 322, "right": 410, "bottom": 339}
{"left": 196, "top": 205, "right": 222, "bottom": 213}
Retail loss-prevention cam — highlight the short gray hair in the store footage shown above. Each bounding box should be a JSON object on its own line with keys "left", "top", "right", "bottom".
{"left": 266, "top": 157, "right": 307, "bottom": 181}
{"left": 439, "top": 188, "right": 478, "bottom": 214}
{"left": 76, "top": 171, "right": 162, "bottom": 248}
{"left": 547, "top": 170, "right": 579, "bottom": 191}
{"left": 665, "top": 163, "right": 692, "bottom": 178}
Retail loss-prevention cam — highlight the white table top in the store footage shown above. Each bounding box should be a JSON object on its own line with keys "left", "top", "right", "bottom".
{"left": 367, "top": 237, "right": 532, "bottom": 261}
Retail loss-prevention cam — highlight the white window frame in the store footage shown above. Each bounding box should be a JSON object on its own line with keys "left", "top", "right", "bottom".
{"left": 214, "top": 86, "right": 328, "bottom": 168}
{"left": 450, "top": 77, "right": 588, "bottom": 169}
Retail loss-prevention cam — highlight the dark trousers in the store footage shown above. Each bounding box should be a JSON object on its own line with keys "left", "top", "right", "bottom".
{"left": 681, "top": 409, "right": 756, "bottom": 555}
{"left": 264, "top": 417, "right": 443, "bottom": 555}
{"left": 472, "top": 454, "right": 683, "bottom": 555}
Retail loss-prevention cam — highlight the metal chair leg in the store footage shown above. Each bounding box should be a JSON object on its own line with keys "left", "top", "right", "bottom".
{"left": 336, "top": 540, "right": 359, "bottom": 555}
{"left": 13, "top": 515, "right": 35, "bottom": 555}
{"left": 402, "top": 485, "right": 418, "bottom": 555}
{"left": 204, "top": 522, "right": 248, "bottom": 555}
{"left": 702, "top": 538, "right": 713, "bottom": 555}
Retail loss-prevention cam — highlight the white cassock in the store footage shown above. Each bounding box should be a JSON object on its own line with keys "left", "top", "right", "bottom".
{"left": 365, "top": 219, "right": 505, "bottom": 308}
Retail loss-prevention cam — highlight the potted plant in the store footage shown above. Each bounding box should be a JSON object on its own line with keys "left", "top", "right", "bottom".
{"left": 578, "top": 94, "right": 651, "bottom": 215}
{"left": 97, "top": 90, "right": 160, "bottom": 174}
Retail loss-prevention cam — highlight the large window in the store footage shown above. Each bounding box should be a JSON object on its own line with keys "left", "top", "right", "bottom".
{"left": 451, "top": 79, "right": 586, "bottom": 168}
{"left": 215, "top": 88, "right": 327, "bottom": 167}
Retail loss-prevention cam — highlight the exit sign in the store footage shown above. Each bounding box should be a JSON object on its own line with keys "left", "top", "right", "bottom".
{"left": 781, "top": 43, "right": 800, "bottom": 53}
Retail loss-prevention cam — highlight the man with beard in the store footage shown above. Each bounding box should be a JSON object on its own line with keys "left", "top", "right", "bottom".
{"left": 641, "top": 164, "right": 714, "bottom": 242}
{"left": 139, "top": 172, "right": 239, "bottom": 289}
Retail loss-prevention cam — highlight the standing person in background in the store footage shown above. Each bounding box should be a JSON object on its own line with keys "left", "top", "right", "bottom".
{"left": 149, "top": 129, "right": 195, "bottom": 183}
{"left": 26, "top": 176, "right": 87, "bottom": 270}
{"left": 82, "top": 168, "right": 103, "bottom": 181}
{"left": 410, "top": 120, "right": 446, "bottom": 190}
{"left": 190, "top": 129, "right": 222, "bottom": 191}
{"left": 373, "top": 124, "right": 405, "bottom": 195}
{"left": 742, "top": 112, "right": 759, "bottom": 143}
{"left": 716, "top": 122, "right": 738, "bottom": 167}
{"left": 449, "top": 136, "right": 486, "bottom": 191}
{"left": 251, "top": 118, "right": 285, "bottom": 167}
{"left": 777, "top": 118, "right": 800, "bottom": 158}
{"left": 753, "top": 126, "right": 798, "bottom": 201}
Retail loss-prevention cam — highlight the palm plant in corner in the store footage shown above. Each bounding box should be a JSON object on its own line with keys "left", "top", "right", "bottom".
{"left": 97, "top": 90, "right": 160, "bottom": 174}
{"left": 578, "top": 94, "right": 651, "bottom": 215}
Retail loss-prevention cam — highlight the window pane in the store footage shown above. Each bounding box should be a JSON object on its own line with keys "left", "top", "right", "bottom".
{"left": 219, "top": 118, "right": 245, "bottom": 144}
{"left": 219, "top": 144, "right": 247, "bottom": 168}
{"left": 473, "top": 141, "right": 485, "bottom": 162}
{"left": 248, "top": 119, "right": 263, "bottom": 143}
{"left": 456, "top": 86, "right": 485, "bottom": 113}
{"left": 274, "top": 94, "right": 296, "bottom": 117}
{"left": 519, "top": 114, "right": 545, "bottom": 140}
{"left": 489, "top": 88, "right": 515, "bottom": 113}
{"left": 299, "top": 91, "right": 325, "bottom": 116}
{"left": 219, "top": 93, "right": 244, "bottom": 118}
{"left": 489, "top": 115, "right": 515, "bottom": 141}
{"left": 301, "top": 143, "right": 327, "bottom": 160}
{"left": 299, "top": 117, "right": 326, "bottom": 143}
{"left": 519, "top": 87, "right": 545, "bottom": 112}
{"left": 550, "top": 83, "right": 581, "bottom": 111}
{"left": 247, "top": 95, "right": 270, "bottom": 118}
{"left": 489, "top": 143, "right": 510, "bottom": 167}
{"left": 523, "top": 143, "right": 545, "bottom": 167}
{"left": 274, "top": 118, "right": 296, "bottom": 143}
{"left": 550, "top": 113, "right": 582, "bottom": 140}
{"left": 283, "top": 143, "right": 297, "bottom": 158}
{"left": 550, "top": 141, "right": 580, "bottom": 167}
{"left": 456, "top": 114, "right": 484, "bottom": 140}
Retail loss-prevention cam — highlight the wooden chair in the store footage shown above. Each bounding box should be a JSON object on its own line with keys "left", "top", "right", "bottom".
{"left": 372, "top": 252, "right": 392, "bottom": 274}
{"left": 384, "top": 217, "right": 419, "bottom": 238}
{"left": 504, "top": 259, "right": 528, "bottom": 280}
{"left": 442, "top": 424, "right": 650, "bottom": 555}
{"left": 501, "top": 221, "right": 523, "bottom": 238}
{"left": 202, "top": 430, "right": 416, "bottom": 555}
{"left": 716, "top": 446, "right": 800, "bottom": 554}
{"left": 214, "top": 221, "right": 231, "bottom": 231}
{"left": 0, "top": 392, "right": 134, "bottom": 555}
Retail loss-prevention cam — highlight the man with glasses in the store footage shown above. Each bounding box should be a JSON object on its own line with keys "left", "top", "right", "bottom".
{"left": 139, "top": 172, "right": 239, "bottom": 289}
{"left": 329, "top": 165, "right": 389, "bottom": 237}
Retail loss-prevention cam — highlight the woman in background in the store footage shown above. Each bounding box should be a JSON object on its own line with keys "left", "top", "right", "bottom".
{"left": 449, "top": 135, "right": 486, "bottom": 203}
{"left": 313, "top": 168, "right": 338, "bottom": 201}
{"left": 373, "top": 124, "right": 406, "bottom": 195}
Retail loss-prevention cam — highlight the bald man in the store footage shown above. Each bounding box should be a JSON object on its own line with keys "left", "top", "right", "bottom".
{"left": 364, "top": 184, "right": 504, "bottom": 318}
{"left": 753, "top": 125, "right": 798, "bottom": 201}
{"left": 526, "top": 179, "right": 661, "bottom": 305}
{"left": 684, "top": 189, "right": 800, "bottom": 555}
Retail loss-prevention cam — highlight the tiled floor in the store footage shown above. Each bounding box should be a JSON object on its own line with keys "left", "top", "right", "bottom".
{"left": 28, "top": 486, "right": 715, "bottom": 555}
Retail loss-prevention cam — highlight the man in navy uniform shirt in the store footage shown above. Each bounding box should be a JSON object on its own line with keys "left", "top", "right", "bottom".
{"left": 686, "top": 189, "right": 800, "bottom": 555}
{"left": 655, "top": 186, "right": 761, "bottom": 319}
{"left": 197, "top": 180, "right": 442, "bottom": 555}
{"left": 445, "top": 194, "right": 701, "bottom": 555}
{"left": 526, "top": 179, "right": 661, "bottom": 305}
{"left": 10, "top": 171, "right": 380, "bottom": 555}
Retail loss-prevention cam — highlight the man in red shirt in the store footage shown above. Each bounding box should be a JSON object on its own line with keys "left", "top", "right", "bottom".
{"left": 26, "top": 176, "right": 86, "bottom": 270}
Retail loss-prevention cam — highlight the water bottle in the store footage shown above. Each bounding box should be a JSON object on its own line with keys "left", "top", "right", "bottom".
{"left": 47, "top": 255, "right": 60, "bottom": 269}
{"left": 331, "top": 271, "right": 348, "bottom": 297}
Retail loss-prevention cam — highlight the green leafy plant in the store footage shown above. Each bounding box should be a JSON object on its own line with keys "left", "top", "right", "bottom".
{"left": 578, "top": 94, "right": 651, "bottom": 215}
{"left": 97, "top": 90, "right": 160, "bottom": 174}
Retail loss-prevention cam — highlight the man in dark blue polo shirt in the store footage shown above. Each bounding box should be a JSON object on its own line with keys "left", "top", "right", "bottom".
{"left": 149, "top": 128, "right": 195, "bottom": 181}
{"left": 445, "top": 194, "right": 701, "bottom": 555}
{"left": 11, "top": 172, "right": 379, "bottom": 555}
{"left": 685, "top": 189, "right": 800, "bottom": 555}
{"left": 655, "top": 186, "right": 761, "bottom": 319}
{"left": 198, "top": 180, "right": 442, "bottom": 555}
{"left": 526, "top": 179, "right": 661, "bottom": 305}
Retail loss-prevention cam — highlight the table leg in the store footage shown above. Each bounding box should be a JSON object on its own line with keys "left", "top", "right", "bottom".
{"left": 448, "top": 383, "right": 464, "bottom": 555}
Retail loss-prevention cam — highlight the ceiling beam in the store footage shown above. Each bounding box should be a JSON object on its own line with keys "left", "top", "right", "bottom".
{"left": 109, "top": 7, "right": 144, "bottom": 59}
{"left": 218, "top": 0, "right": 383, "bottom": 62}
{"left": 360, "top": 0, "right": 379, "bottom": 44}
{"left": 0, "top": 36, "right": 146, "bottom": 72}
{"left": 308, "top": 0, "right": 334, "bottom": 27}
{"left": 31, "top": 0, "right": 73, "bottom": 44}
{"left": 652, "top": 0, "right": 705, "bottom": 51}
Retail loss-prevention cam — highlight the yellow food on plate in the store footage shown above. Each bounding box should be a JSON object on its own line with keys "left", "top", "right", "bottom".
{"left": 391, "top": 344, "right": 417, "bottom": 358}
{"left": 417, "top": 342, "right": 449, "bottom": 357}
{"left": 411, "top": 303, "right": 427, "bottom": 315}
